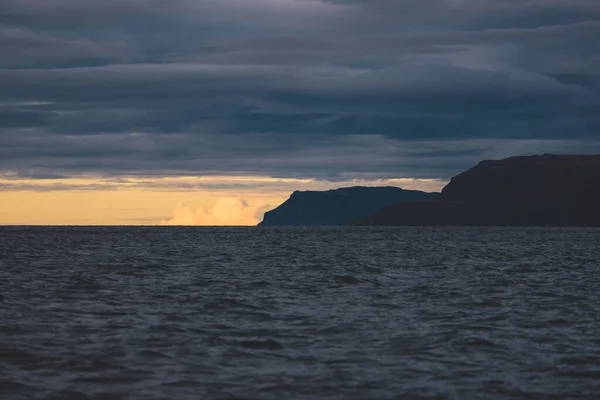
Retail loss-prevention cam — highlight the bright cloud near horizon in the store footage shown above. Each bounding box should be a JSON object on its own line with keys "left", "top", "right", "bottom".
{"left": 1, "top": 0, "right": 599, "bottom": 225}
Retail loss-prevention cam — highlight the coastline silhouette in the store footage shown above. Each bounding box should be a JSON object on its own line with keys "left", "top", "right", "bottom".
{"left": 260, "top": 154, "right": 600, "bottom": 227}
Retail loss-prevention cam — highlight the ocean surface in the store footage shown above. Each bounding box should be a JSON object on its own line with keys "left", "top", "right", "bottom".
{"left": 1, "top": 227, "right": 599, "bottom": 400}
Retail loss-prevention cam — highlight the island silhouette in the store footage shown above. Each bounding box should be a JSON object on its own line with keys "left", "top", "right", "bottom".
{"left": 259, "top": 186, "right": 438, "bottom": 226}
{"left": 259, "top": 154, "right": 600, "bottom": 227}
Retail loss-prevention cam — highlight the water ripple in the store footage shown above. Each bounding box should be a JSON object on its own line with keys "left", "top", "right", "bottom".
{"left": 1, "top": 226, "right": 600, "bottom": 399}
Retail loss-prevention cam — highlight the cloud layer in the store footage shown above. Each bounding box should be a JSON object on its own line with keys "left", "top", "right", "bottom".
{"left": 1, "top": 0, "right": 599, "bottom": 182}
{"left": 160, "top": 199, "right": 272, "bottom": 226}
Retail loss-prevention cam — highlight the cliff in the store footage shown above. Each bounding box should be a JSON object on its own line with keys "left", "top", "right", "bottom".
{"left": 354, "top": 154, "right": 600, "bottom": 226}
{"left": 258, "top": 186, "right": 439, "bottom": 226}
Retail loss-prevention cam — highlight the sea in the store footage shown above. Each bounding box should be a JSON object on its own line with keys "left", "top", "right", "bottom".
{"left": 1, "top": 227, "right": 599, "bottom": 400}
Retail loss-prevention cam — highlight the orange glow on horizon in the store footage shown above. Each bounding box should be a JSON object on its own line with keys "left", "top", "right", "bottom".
{"left": 0, "top": 175, "right": 447, "bottom": 225}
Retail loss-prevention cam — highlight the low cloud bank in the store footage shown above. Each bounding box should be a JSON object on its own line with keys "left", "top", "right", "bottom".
{"left": 160, "top": 198, "right": 272, "bottom": 226}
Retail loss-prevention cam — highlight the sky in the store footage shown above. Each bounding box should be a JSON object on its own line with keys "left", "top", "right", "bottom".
{"left": 1, "top": 0, "right": 599, "bottom": 225}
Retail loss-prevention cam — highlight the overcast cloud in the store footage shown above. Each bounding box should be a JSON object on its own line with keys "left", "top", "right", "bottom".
{"left": 1, "top": 0, "right": 599, "bottom": 181}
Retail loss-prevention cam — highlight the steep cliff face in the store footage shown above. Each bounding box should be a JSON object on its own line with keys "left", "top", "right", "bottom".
{"left": 354, "top": 154, "right": 600, "bottom": 226}
{"left": 258, "top": 186, "right": 439, "bottom": 226}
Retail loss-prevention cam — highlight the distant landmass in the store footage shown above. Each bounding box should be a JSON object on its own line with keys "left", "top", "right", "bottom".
{"left": 258, "top": 186, "right": 439, "bottom": 226}
{"left": 354, "top": 154, "right": 600, "bottom": 226}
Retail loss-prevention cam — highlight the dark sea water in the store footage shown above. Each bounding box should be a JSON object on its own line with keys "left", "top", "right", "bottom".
{"left": 1, "top": 227, "right": 600, "bottom": 400}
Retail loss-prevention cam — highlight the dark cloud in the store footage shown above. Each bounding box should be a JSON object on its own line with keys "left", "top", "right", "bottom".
{"left": 0, "top": 0, "right": 599, "bottom": 182}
